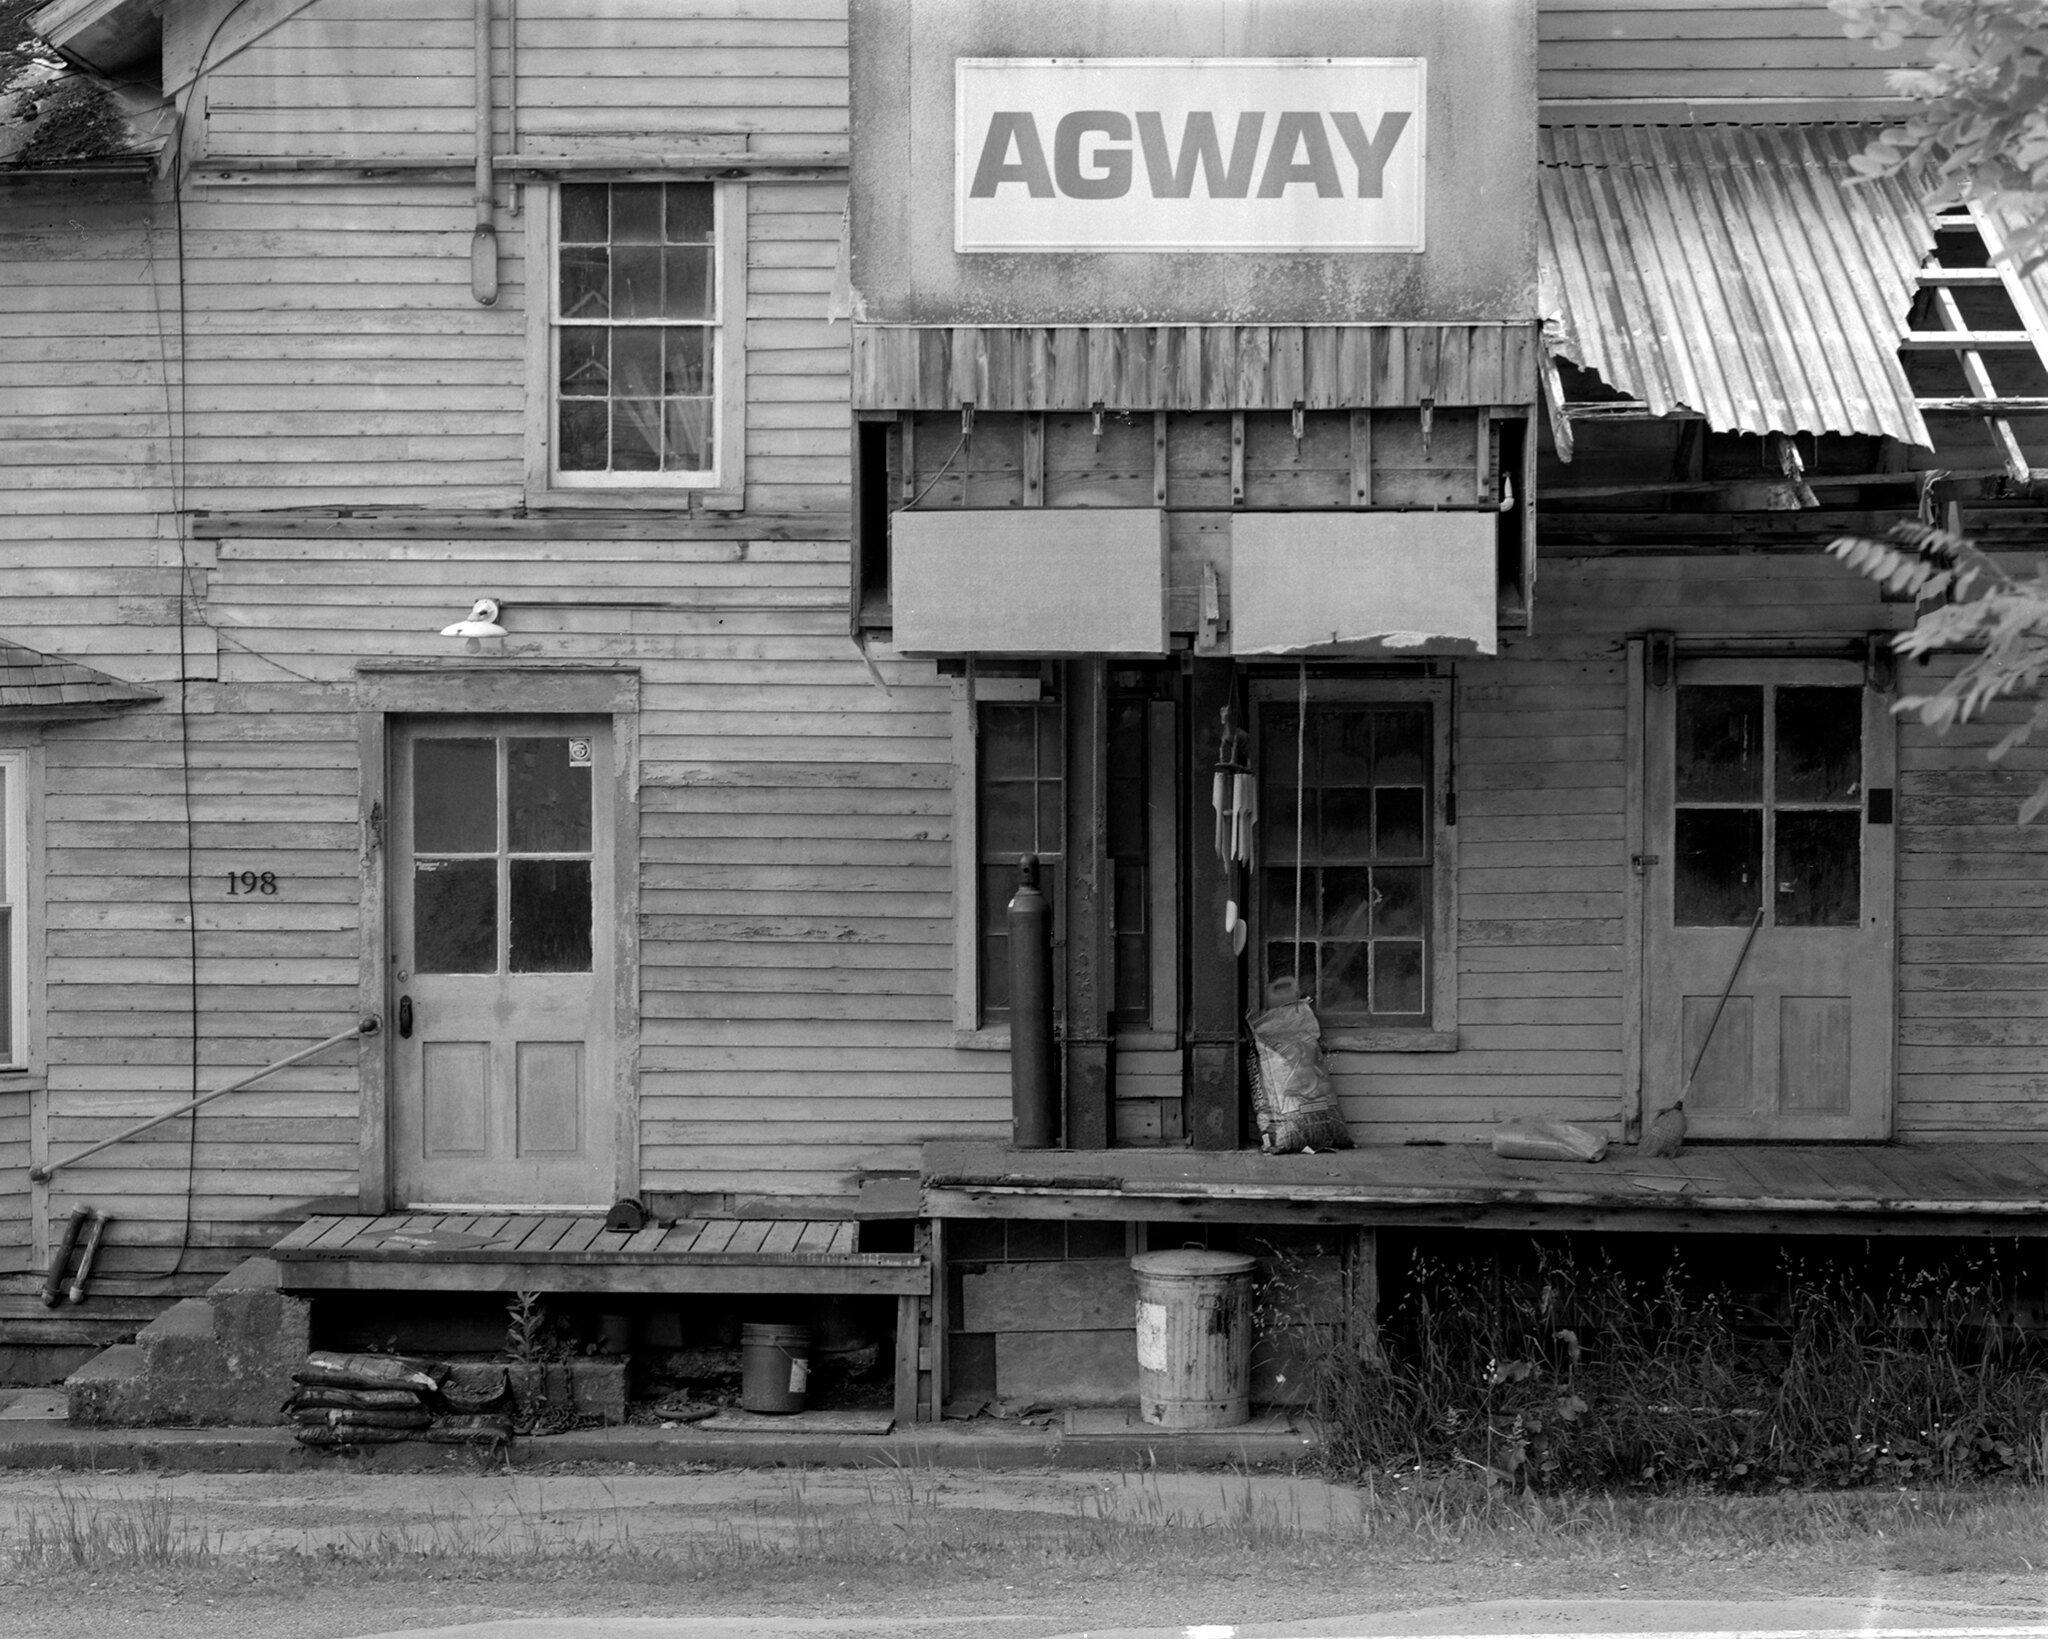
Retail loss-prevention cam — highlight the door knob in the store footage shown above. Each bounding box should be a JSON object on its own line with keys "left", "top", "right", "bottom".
{"left": 398, "top": 995, "right": 414, "bottom": 1038}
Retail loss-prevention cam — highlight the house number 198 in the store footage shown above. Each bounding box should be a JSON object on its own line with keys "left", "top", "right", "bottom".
{"left": 227, "top": 871, "right": 278, "bottom": 895}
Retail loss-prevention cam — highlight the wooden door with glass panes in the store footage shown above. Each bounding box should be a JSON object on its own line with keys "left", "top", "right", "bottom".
{"left": 391, "top": 720, "right": 613, "bottom": 1206}
{"left": 1646, "top": 660, "right": 1895, "bottom": 1139}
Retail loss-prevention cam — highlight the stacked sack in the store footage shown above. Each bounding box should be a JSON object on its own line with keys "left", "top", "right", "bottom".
{"left": 286, "top": 1351, "right": 514, "bottom": 1449}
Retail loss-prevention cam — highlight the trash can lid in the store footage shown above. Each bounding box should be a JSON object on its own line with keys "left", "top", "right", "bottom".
{"left": 1130, "top": 1249, "right": 1258, "bottom": 1278}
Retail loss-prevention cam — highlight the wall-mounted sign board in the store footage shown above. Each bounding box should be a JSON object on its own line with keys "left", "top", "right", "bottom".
{"left": 850, "top": 0, "right": 1536, "bottom": 327}
{"left": 956, "top": 59, "right": 1425, "bottom": 254}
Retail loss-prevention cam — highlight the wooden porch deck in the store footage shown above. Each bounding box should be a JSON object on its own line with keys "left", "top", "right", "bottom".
{"left": 921, "top": 1142, "right": 2048, "bottom": 1235}
{"left": 270, "top": 1213, "right": 933, "bottom": 1424}
{"left": 270, "top": 1213, "right": 928, "bottom": 1295}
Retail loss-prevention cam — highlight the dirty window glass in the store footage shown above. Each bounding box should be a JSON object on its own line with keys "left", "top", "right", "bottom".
{"left": 1259, "top": 702, "right": 1434, "bottom": 1025}
{"left": 1675, "top": 807, "right": 1762, "bottom": 925}
{"left": 413, "top": 739, "right": 495, "bottom": 854}
{"left": 510, "top": 860, "right": 594, "bottom": 972}
{"left": 977, "top": 700, "right": 1063, "bottom": 1026}
{"left": 1676, "top": 687, "right": 1764, "bottom": 803}
{"left": 1776, "top": 810, "right": 1861, "bottom": 926}
{"left": 414, "top": 858, "right": 496, "bottom": 973}
{"left": 556, "top": 181, "right": 717, "bottom": 480}
{"left": 508, "top": 738, "right": 593, "bottom": 853}
{"left": 1776, "top": 688, "right": 1862, "bottom": 803}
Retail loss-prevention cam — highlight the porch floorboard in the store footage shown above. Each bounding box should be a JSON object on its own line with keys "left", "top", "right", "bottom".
{"left": 920, "top": 1141, "right": 2048, "bottom": 1234}
{"left": 270, "top": 1214, "right": 927, "bottom": 1296}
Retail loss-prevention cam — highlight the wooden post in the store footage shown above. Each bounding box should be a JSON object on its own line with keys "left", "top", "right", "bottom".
{"left": 1623, "top": 637, "right": 1647, "bottom": 1140}
{"left": 1348, "top": 1227, "right": 1384, "bottom": 1368}
{"left": 924, "top": 1217, "right": 947, "bottom": 1422}
{"left": 1063, "top": 660, "right": 1113, "bottom": 1149}
{"left": 1185, "top": 658, "right": 1241, "bottom": 1150}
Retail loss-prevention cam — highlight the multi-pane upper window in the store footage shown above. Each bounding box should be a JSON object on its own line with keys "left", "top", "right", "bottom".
{"left": 553, "top": 182, "right": 720, "bottom": 484}
{"left": 0, "top": 751, "right": 24, "bottom": 1068}
{"left": 1258, "top": 697, "right": 1438, "bottom": 1029}
{"left": 1673, "top": 684, "right": 1863, "bottom": 928}
{"left": 975, "top": 700, "right": 1063, "bottom": 1024}
{"left": 412, "top": 736, "right": 596, "bottom": 976}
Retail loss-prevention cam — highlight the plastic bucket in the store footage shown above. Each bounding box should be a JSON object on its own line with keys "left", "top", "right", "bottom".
{"left": 740, "top": 1322, "right": 811, "bottom": 1414}
{"left": 1131, "top": 1250, "right": 1257, "bottom": 1428}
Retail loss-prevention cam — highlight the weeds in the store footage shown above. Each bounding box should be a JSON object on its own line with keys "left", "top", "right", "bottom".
{"left": 5, "top": 1488, "right": 217, "bottom": 1571}
{"left": 1270, "top": 1243, "right": 2048, "bottom": 1492}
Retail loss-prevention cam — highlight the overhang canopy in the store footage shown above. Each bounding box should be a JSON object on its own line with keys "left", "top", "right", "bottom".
{"left": 1539, "top": 123, "right": 1935, "bottom": 445}
{"left": 0, "top": 636, "right": 158, "bottom": 718}
{"left": 1232, "top": 513, "right": 1497, "bottom": 658}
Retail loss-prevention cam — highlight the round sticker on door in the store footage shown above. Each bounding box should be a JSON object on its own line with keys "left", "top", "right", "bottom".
{"left": 568, "top": 739, "right": 593, "bottom": 767}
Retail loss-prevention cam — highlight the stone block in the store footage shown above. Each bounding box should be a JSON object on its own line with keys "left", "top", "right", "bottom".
{"left": 64, "top": 1345, "right": 150, "bottom": 1428}
{"left": 570, "top": 1359, "right": 628, "bottom": 1425}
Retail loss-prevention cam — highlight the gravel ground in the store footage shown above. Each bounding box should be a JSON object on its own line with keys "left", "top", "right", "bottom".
{"left": 0, "top": 1467, "right": 2039, "bottom": 1639}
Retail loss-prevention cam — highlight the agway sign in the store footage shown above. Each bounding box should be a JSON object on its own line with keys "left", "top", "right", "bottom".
{"left": 955, "top": 58, "right": 1425, "bottom": 254}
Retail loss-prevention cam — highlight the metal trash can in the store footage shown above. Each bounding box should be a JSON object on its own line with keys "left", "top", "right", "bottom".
{"left": 1131, "top": 1249, "right": 1257, "bottom": 1428}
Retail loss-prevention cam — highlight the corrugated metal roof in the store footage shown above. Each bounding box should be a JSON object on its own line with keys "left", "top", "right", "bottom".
{"left": 0, "top": 636, "right": 157, "bottom": 715}
{"left": 1539, "top": 124, "right": 1935, "bottom": 446}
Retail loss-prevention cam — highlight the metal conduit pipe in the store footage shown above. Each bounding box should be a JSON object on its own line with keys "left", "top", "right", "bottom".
{"left": 472, "top": 0, "right": 499, "bottom": 305}
{"left": 29, "top": 1018, "right": 380, "bottom": 1184}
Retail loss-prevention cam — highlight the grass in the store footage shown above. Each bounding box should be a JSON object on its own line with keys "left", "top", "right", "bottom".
{"left": 0, "top": 1465, "right": 2042, "bottom": 1590}
{"left": 5, "top": 1487, "right": 219, "bottom": 1572}
{"left": 1269, "top": 1242, "right": 2048, "bottom": 1492}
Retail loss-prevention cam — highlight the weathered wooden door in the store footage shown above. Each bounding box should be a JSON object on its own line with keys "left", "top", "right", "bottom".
{"left": 390, "top": 720, "right": 614, "bottom": 1206}
{"left": 1645, "top": 659, "right": 1895, "bottom": 1139}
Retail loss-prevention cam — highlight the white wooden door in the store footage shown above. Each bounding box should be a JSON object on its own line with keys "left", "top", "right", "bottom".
{"left": 391, "top": 719, "right": 614, "bottom": 1207}
{"left": 1645, "top": 660, "right": 1895, "bottom": 1139}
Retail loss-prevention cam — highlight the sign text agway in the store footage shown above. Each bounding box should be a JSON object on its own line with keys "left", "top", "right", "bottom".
{"left": 955, "top": 58, "right": 1425, "bottom": 254}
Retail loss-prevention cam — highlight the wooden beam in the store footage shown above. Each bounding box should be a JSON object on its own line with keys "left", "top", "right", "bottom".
{"left": 895, "top": 1292, "right": 921, "bottom": 1428}
{"left": 1063, "top": 660, "right": 1113, "bottom": 1150}
{"left": 919, "top": 1187, "right": 2048, "bottom": 1237}
{"left": 1929, "top": 283, "right": 2031, "bottom": 483}
{"left": 193, "top": 510, "right": 850, "bottom": 541}
{"left": 276, "top": 1262, "right": 931, "bottom": 1295}
{"left": 1349, "top": 409, "right": 1373, "bottom": 505}
{"left": 1623, "top": 636, "right": 1646, "bottom": 1141}
{"left": 1898, "top": 332, "right": 2043, "bottom": 351}
{"left": 1184, "top": 660, "right": 1241, "bottom": 1151}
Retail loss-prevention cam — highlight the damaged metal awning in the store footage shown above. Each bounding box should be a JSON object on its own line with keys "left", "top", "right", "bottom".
{"left": 1539, "top": 124, "right": 1936, "bottom": 445}
{"left": 0, "top": 636, "right": 158, "bottom": 718}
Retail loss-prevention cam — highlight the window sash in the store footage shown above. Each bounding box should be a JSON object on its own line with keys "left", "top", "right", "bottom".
{"left": 0, "top": 753, "right": 25, "bottom": 1068}
{"left": 1250, "top": 678, "right": 1455, "bottom": 1041}
{"left": 547, "top": 183, "right": 726, "bottom": 489}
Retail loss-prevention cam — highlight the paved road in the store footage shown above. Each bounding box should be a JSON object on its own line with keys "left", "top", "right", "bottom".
{"left": 345, "top": 1611, "right": 2048, "bottom": 1639}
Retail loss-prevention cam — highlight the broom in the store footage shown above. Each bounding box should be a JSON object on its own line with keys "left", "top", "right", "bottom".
{"left": 1642, "top": 903, "right": 1765, "bottom": 1158}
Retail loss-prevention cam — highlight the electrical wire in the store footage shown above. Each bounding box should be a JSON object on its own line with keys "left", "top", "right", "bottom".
{"left": 904, "top": 431, "right": 970, "bottom": 509}
{"left": 131, "top": 0, "right": 268, "bottom": 1284}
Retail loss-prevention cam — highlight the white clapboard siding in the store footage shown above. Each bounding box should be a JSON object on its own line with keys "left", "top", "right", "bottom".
{"left": 1339, "top": 643, "right": 1629, "bottom": 1142}
{"left": 192, "top": 0, "right": 848, "bottom": 163}
{"left": 1539, "top": 0, "right": 1929, "bottom": 109}
{"left": 1894, "top": 664, "right": 2048, "bottom": 1141}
